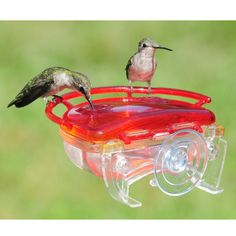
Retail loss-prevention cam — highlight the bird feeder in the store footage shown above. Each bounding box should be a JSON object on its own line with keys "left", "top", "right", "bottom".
{"left": 45, "top": 86, "right": 227, "bottom": 207}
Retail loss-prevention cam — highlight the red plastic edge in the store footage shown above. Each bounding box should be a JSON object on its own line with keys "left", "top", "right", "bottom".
{"left": 45, "top": 86, "right": 211, "bottom": 125}
{"left": 45, "top": 99, "right": 73, "bottom": 125}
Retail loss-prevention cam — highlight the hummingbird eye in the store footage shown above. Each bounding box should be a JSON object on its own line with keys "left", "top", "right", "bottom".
{"left": 142, "top": 43, "right": 147, "bottom": 48}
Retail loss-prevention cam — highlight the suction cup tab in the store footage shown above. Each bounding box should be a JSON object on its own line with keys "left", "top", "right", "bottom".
{"left": 197, "top": 125, "right": 227, "bottom": 194}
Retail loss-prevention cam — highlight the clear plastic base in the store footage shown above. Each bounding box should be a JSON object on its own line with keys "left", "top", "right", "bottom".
{"left": 63, "top": 125, "right": 227, "bottom": 208}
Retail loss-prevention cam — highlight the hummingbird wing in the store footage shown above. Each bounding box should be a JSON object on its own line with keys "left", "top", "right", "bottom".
{"left": 7, "top": 75, "right": 53, "bottom": 108}
{"left": 125, "top": 52, "right": 137, "bottom": 80}
{"left": 125, "top": 58, "right": 132, "bottom": 80}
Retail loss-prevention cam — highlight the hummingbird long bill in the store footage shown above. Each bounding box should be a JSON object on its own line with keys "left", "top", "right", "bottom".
{"left": 7, "top": 67, "right": 94, "bottom": 109}
{"left": 125, "top": 38, "right": 172, "bottom": 94}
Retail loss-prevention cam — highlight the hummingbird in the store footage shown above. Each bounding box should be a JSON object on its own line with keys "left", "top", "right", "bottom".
{"left": 125, "top": 38, "right": 172, "bottom": 93}
{"left": 7, "top": 66, "right": 94, "bottom": 109}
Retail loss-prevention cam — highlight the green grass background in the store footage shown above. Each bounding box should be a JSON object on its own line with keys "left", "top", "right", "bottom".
{"left": 0, "top": 21, "right": 235, "bottom": 218}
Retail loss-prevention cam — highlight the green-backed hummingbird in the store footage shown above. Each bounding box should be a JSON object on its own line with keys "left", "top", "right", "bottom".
{"left": 7, "top": 66, "right": 94, "bottom": 109}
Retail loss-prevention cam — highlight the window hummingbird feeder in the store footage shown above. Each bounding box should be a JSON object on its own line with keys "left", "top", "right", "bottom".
{"left": 45, "top": 86, "right": 227, "bottom": 208}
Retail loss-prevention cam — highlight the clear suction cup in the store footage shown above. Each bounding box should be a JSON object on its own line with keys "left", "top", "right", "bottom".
{"left": 154, "top": 129, "right": 208, "bottom": 196}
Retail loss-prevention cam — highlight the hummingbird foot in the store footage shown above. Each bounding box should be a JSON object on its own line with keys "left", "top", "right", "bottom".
{"left": 147, "top": 82, "right": 152, "bottom": 95}
{"left": 129, "top": 80, "right": 134, "bottom": 94}
{"left": 52, "top": 95, "right": 63, "bottom": 104}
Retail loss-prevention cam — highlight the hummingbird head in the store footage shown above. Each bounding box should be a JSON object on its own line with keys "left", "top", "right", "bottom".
{"left": 138, "top": 38, "right": 173, "bottom": 52}
{"left": 72, "top": 72, "right": 94, "bottom": 110}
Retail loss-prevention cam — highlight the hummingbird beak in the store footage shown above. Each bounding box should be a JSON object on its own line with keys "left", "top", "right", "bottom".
{"left": 153, "top": 44, "right": 173, "bottom": 51}
{"left": 77, "top": 86, "right": 95, "bottom": 110}
{"left": 82, "top": 91, "right": 94, "bottom": 110}
{"left": 86, "top": 95, "right": 95, "bottom": 110}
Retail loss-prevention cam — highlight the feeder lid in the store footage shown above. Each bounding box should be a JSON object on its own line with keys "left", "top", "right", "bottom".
{"left": 46, "top": 86, "right": 215, "bottom": 144}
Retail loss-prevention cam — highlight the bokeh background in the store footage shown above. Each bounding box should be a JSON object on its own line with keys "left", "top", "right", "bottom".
{"left": 0, "top": 21, "right": 235, "bottom": 218}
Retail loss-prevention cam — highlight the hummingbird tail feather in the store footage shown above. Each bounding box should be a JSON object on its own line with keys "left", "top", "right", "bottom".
{"left": 7, "top": 88, "right": 46, "bottom": 108}
{"left": 7, "top": 97, "right": 36, "bottom": 108}
{"left": 7, "top": 81, "right": 51, "bottom": 109}
{"left": 7, "top": 99, "right": 17, "bottom": 108}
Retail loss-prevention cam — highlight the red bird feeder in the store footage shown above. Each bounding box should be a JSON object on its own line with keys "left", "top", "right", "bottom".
{"left": 46, "top": 86, "right": 227, "bottom": 207}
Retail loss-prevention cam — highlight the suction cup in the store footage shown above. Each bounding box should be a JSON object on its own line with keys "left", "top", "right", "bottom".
{"left": 154, "top": 129, "right": 208, "bottom": 196}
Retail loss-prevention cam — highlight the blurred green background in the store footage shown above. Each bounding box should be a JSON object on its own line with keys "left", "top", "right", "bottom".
{"left": 0, "top": 21, "right": 235, "bottom": 219}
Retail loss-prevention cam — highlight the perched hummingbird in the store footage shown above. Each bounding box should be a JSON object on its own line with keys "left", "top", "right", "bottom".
{"left": 7, "top": 66, "right": 94, "bottom": 109}
{"left": 125, "top": 38, "right": 172, "bottom": 93}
